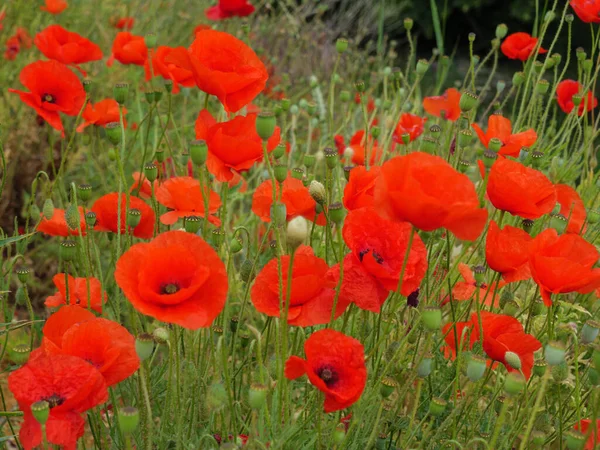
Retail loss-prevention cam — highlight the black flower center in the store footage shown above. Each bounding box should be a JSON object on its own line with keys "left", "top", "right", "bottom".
{"left": 358, "top": 248, "right": 384, "bottom": 265}
{"left": 161, "top": 283, "right": 180, "bottom": 295}
{"left": 317, "top": 365, "right": 338, "bottom": 387}
{"left": 43, "top": 94, "right": 55, "bottom": 103}
{"left": 43, "top": 393, "right": 65, "bottom": 409}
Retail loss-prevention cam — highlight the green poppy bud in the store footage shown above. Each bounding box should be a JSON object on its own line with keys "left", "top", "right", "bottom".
{"left": 496, "top": 24, "right": 508, "bottom": 40}
{"left": 270, "top": 203, "right": 287, "bottom": 227}
{"left": 273, "top": 143, "right": 286, "bottom": 160}
{"left": 152, "top": 327, "right": 169, "bottom": 344}
{"left": 581, "top": 320, "right": 599, "bottom": 345}
{"left": 417, "top": 354, "right": 433, "bottom": 378}
{"left": 274, "top": 164, "right": 287, "bottom": 183}
{"left": 404, "top": 17, "right": 414, "bottom": 31}
{"left": 240, "top": 259, "right": 255, "bottom": 283}
{"left": 416, "top": 59, "right": 429, "bottom": 76}
{"left": 504, "top": 351, "right": 522, "bottom": 370}
{"left": 230, "top": 236, "right": 243, "bottom": 254}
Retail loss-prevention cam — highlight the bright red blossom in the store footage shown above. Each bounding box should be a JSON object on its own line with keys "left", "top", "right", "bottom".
{"left": 557, "top": 80, "right": 598, "bottom": 116}
{"left": 107, "top": 32, "right": 148, "bottom": 66}
{"left": 485, "top": 221, "right": 533, "bottom": 282}
{"left": 34, "top": 25, "right": 103, "bottom": 71}
{"left": 348, "top": 130, "right": 382, "bottom": 166}
{"left": 555, "top": 184, "right": 587, "bottom": 234}
{"left": 570, "top": 0, "right": 600, "bottom": 23}
{"left": 155, "top": 176, "right": 221, "bottom": 226}
{"left": 145, "top": 46, "right": 195, "bottom": 93}
{"left": 472, "top": 115, "right": 537, "bottom": 157}
{"left": 501, "top": 32, "right": 547, "bottom": 61}
{"left": 113, "top": 17, "right": 135, "bottom": 30}
{"left": 77, "top": 99, "right": 125, "bottom": 132}
{"left": 393, "top": 113, "right": 427, "bottom": 143}
{"left": 450, "top": 263, "right": 506, "bottom": 308}
{"left": 285, "top": 329, "right": 367, "bottom": 413}
{"left": 574, "top": 419, "right": 600, "bottom": 449}
{"left": 423, "top": 88, "right": 461, "bottom": 121}
{"left": 91, "top": 193, "right": 155, "bottom": 239}
{"left": 115, "top": 231, "right": 228, "bottom": 329}
{"left": 206, "top": 0, "right": 255, "bottom": 20}
{"left": 41, "top": 0, "right": 68, "bottom": 14}
{"left": 37, "top": 207, "right": 86, "bottom": 237}
{"left": 343, "top": 166, "right": 381, "bottom": 211}
{"left": 45, "top": 274, "right": 106, "bottom": 313}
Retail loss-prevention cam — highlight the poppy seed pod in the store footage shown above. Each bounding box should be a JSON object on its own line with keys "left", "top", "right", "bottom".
{"left": 31, "top": 401, "right": 50, "bottom": 425}
{"left": 416, "top": 59, "right": 429, "bottom": 76}
{"left": 545, "top": 341, "right": 566, "bottom": 366}
{"left": 380, "top": 377, "right": 397, "bottom": 398}
{"left": 533, "top": 359, "right": 547, "bottom": 377}
{"left": 273, "top": 143, "right": 286, "bottom": 160}
{"left": 488, "top": 138, "right": 503, "bottom": 153}
{"left": 77, "top": 184, "right": 92, "bottom": 202}
{"left": 336, "top": 38, "right": 348, "bottom": 54}
{"left": 135, "top": 333, "right": 155, "bottom": 361}
{"left": 16, "top": 267, "right": 31, "bottom": 284}
{"left": 404, "top": 17, "right": 414, "bottom": 31}
{"left": 85, "top": 211, "right": 97, "bottom": 228}
{"left": 183, "top": 216, "right": 202, "bottom": 233}
{"left": 535, "top": 80, "right": 550, "bottom": 95}
{"left": 270, "top": 203, "right": 287, "bottom": 227}
{"left": 105, "top": 122, "right": 121, "bottom": 145}
{"left": 581, "top": 320, "right": 600, "bottom": 345}
{"left": 273, "top": 164, "right": 287, "bottom": 183}
{"left": 309, "top": 180, "right": 326, "bottom": 205}
{"left": 113, "top": 83, "right": 129, "bottom": 105}
{"left": 248, "top": 383, "right": 268, "bottom": 409}
{"left": 496, "top": 23, "right": 508, "bottom": 40}
{"left": 354, "top": 81, "right": 366, "bottom": 93}
{"left": 328, "top": 202, "right": 345, "bottom": 225}
{"left": 340, "top": 90, "right": 351, "bottom": 102}
{"left": 513, "top": 72, "right": 525, "bottom": 87}
{"left": 421, "top": 137, "right": 438, "bottom": 154}
{"left": 564, "top": 430, "right": 586, "bottom": 450}
{"left": 118, "top": 407, "right": 140, "bottom": 435}
{"left": 8, "top": 343, "right": 30, "bottom": 365}
{"left": 291, "top": 168, "right": 304, "bottom": 180}
{"left": 144, "top": 163, "right": 158, "bottom": 182}
{"left": 189, "top": 139, "right": 208, "bottom": 166}
{"left": 82, "top": 79, "right": 92, "bottom": 93}
{"left": 421, "top": 307, "right": 442, "bottom": 330}
{"left": 163, "top": 79, "right": 173, "bottom": 93}
{"left": 60, "top": 240, "right": 77, "bottom": 262}
{"left": 504, "top": 372, "right": 525, "bottom": 395}
{"left": 332, "top": 424, "right": 346, "bottom": 445}
{"left": 256, "top": 112, "right": 276, "bottom": 141}
{"left": 286, "top": 216, "right": 308, "bottom": 249}
{"left": 467, "top": 354, "right": 487, "bottom": 381}
{"left": 303, "top": 154, "right": 316, "bottom": 168}
{"left": 324, "top": 147, "right": 338, "bottom": 169}
{"left": 458, "top": 159, "right": 472, "bottom": 173}
{"left": 459, "top": 91, "right": 479, "bottom": 112}
{"left": 429, "top": 397, "right": 447, "bottom": 417}
{"left": 549, "top": 213, "right": 568, "bottom": 234}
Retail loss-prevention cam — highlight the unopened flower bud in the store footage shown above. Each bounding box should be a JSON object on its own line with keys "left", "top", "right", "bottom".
{"left": 230, "top": 236, "right": 243, "bottom": 254}
{"left": 240, "top": 259, "right": 255, "bottom": 283}
{"left": 504, "top": 351, "right": 522, "bottom": 370}
{"left": 256, "top": 112, "right": 276, "bottom": 140}
{"left": 270, "top": 203, "right": 287, "bottom": 227}
{"left": 404, "top": 17, "right": 414, "bottom": 31}
{"left": 581, "top": 320, "right": 599, "bottom": 345}
{"left": 152, "top": 327, "right": 169, "bottom": 344}
{"left": 309, "top": 180, "right": 326, "bottom": 205}
{"left": 145, "top": 33, "right": 157, "bottom": 48}
{"left": 118, "top": 406, "right": 140, "bottom": 435}
{"left": 273, "top": 143, "right": 286, "bottom": 160}
{"left": 552, "top": 361, "right": 569, "bottom": 382}
{"left": 287, "top": 216, "right": 308, "bottom": 249}
{"left": 417, "top": 354, "right": 433, "bottom": 378}
{"left": 513, "top": 72, "right": 525, "bottom": 87}
{"left": 135, "top": 333, "right": 155, "bottom": 361}
{"left": 274, "top": 164, "right": 287, "bottom": 183}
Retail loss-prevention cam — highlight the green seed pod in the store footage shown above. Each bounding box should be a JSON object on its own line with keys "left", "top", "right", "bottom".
{"left": 336, "top": 38, "right": 348, "bottom": 54}
{"left": 31, "top": 401, "right": 50, "bottom": 425}
{"left": 256, "top": 112, "right": 276, "bottom": 140}
{"left": 8, "top": 343, "right": 30, "bottom": 365}
{"left": 163, "top": 79, "right": 173, "bottom": 93}
{"left": 564, "top": 430, "right": 586, "bottom": 450}
{"left": 512, "top": 71, "right": 525, "bottom": 87}
{"left": 416, "top": 59, "right": 429, "bottom": 76}
{"left": 380, "top": 377, "right": 397, "bottom": 398}
{"left": 60, "top": 240, "right": 77, "bottom": 262}
{"left": 504, "top": 372, "right": 525, "bottom": 395}
{"left": 77, "top": 184, "right": 92, "bottom": 202}
{"left": 551, "top": 361, "right": 569, "bottom": 382}
{"left": 105, "top": 122, "right": 121, "bottom": 145}
{"left": 404, "top": 17, "right": 414, "bottom": 31}
{"left": 458, "top": 159, "right": 472, "bottom": 173}
{"left": 545, "top": 341, "right": 566, "bottom": 366}
{"left": 581, "top": 320, "right": 600, "bottom": 345}
{"left": 248, "top": 383, "right": 268, "bottom": 409}
{"left": 535, "top": 80, "right": 550, "bottom": 95}
{"left": 118, "top": 407, "right": 140, "bottom": 435}
{"left": 503, "top": 300, "right": 519, "bottom": 317}
{"left": 85, "top": 211, "right": 96, "bottom": 228}
{"left": 549, "top": 213, "right": 567, "bottom": 234}
{"left": 592, "top": 345, "right": 600, "bottom": 372}
{"left": 429, "top": 397, "right": 447, "bottom": 417}
{"left": 135, "top": 333, "right": 155, "bottom": 361}
{"left": 114, "top": 83, "right": 129, "bottom": 105}
{"left": 144, "top": 163, "right": 158, "bottom": 182}
{"left": 127, "top": 208, "right": 142, "bottom": 228}
{"left": 303, "top": 154, "right": 316, "bottom": 169}
{"left": 280, "top": 98, "right": 291, "bottom": 111}
{"left": 291, "top": 168, "right": 304, "bottom": 180}
{"left": 421, "top": 137, "right": 438, "bottom": 154}
{"left": 467, "top": 354, "right": 487, "bottom": 381}
{"left": 332, "top": 424, "right": 346, "bottom": 445}
{"left": 155, "top": 148, "right": 166, "bottom": 163}
{"left": 16, "top": 267, "right": 31, "bottom": 284}
{"left": 417, "top": 354, "right": 433, "bottom": 378}
{"left": 328, "top": 202, "right": 345, "bottom": 225}
{"left": 145, "top": 32, "right": 157, "bottom": 48}
{"left": 270, "top": 203, "right": 287, "bottom": 227}
{"left": 190, "top": 139, "right": 208, "bottom": 166}
{"left": 457, "top": 129, "right": 473, "bottom": 147}
{"left": 240, "top": 259, "right": 255, "bottom": 283}
{"left": 152, "top": 327, "right": 169, "bottom": 344}
{"left": 15, "top": 286, "right": 26, "bottom": 306}
{"left": 272, "top": 143, "right": 286, "bottom": 160}
{"left": 495, "top": 23, "right": 508, "bottom": 40}
{"left": 324, "top": 147, "right": 338, "bottom": 169}
{"left": 82, "top": 79, "right": 92, "bottom": 93}
{"left": 273, "top": 164, "right": 287, "bottom": 183}
{"left": 354, "top": 81, "right": 366, "bottom": 93}
{"left": 184, "top": 216, "right": 202, "bottom": 234}
{"left": 522, "top": 219, "right": 534, "bottom": 234}
{"left": 421, "top": 307, "right": 441, "bottom": 331}
{"left": 459, "top": 91, "right": 479, "bottom": 112}
{"left": 343, "top": 166, "right": 353, "bottom": 181}
{"left": 533, "top": 359, "right": 547, "bottom": 377}
{"left": 340, "top": 90, "right": 351, "bottom": 102}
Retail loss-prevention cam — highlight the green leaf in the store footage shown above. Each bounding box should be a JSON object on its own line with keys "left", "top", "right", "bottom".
{"left": 557, "top": 300, "right": 592, "bottom": 317}
{"left": 0, "top": 233, "right": 34, "bottom": 248}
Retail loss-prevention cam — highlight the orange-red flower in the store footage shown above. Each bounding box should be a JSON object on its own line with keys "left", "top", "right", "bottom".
{"left": 40, "top": 0, "right": 68, "bottom": 14}
{"left": 375, "top": 152, "right": 488, "bottom": 241}
{"left": 331, "top": 208, "right": 428, "bottom": 312}
{"left": 45, "top": 274, "right": 106, "bottom": 313}
{"left": 145, "top": 46, "right": 195, "bottom": 93}
{"left": 107, "top": 32, "right": 148, "bottom": 67}
{"left": 8, "top": 354, "right": 107, "bottom": 450}
{"left": 115, "top": 231, "right": 228, "bottom": 329}
{"left": 155, "top": 176, "right": 221, "bottom": 226}
{"left": 449, "top": 263, "right": 506, "bottom": 308}
{"left": 91, "top": 193, "right": 155, "bottom": 239}
{"left": 9, "top": 60, "right": 86, "bottom": 136}
{"left": 77, "top": 99, "right": 125, "bottom": 132}
{"left": 393, "top": 113, "right": 427, "bottom": 143}
{"left": 557, "top": 79, "right": 598, "bottom": 116}
{"left": 206, "top": 0, "right": 255, "bottom": 20}
{"left": 251, "top": 246, "right": 348, "bottom": 326}
{"left": 501, "top": 32, "right": 546, "bottom": 61}
{"left": 574, "top": 419, "right": 600, "bottom": 449}
{"left": 343, "top": 166, "right": 380, "bottom": 211}
{"left": 34, "top": 25, "right": 103, "bottom": 72}
{"left": 423, "top": 88, "right": 461, "bottom": 121}
{"left": 443, "top": 312, "right": 541, "bottom": 378}
{"left": 130, "top": 172, "right": 159, "bottom": 199}
{"left": 472, "top": 115, "right": 537, "bottom": 157}
{"left": 485, "top": 221, "right": 533, "bottom": 283}
{"left": 348, "top": 130, "right": 382, "bottom": 166}
{"left": 37, "top": 207, "right": 86, "bottom": 237}
{"left": 487, "top": 158, "right": 556, "bottom": 219}
{"left": 170, "top": 29, "right": 268, "bottom": 112}
{"left": 555, "top": 184, "right": 586, "bottom": 234}
{"left": 570, "top": 0, "right": 600, "bottom": 23}
{"left": 195, "top": 109, "right": 280, "bottom": 181}
{"left": 529, "top": 229, "right": 600, "bottom": 306}
{"left": 285, "top": 329, "right": 366, "bottom": 413}
{"left": 113, "top": 17, "right": 135, "bottom": 30}
{"left": 252, "top": 177, "right": 325, "bottom": 225}
{"left": 4, "top": 28, "right": 32, "bottom": 60}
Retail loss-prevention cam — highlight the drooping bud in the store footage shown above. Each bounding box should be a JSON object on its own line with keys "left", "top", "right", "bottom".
{"left": 287, "top": 216, "right": 308, "bottom": 250}
{"left": 135, "top": 333, "right": 155, "bottom": 361}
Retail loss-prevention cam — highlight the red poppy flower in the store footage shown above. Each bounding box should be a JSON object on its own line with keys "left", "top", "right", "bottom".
{"left": 91, "top": 193, "right": 155, "bottom": 239}
{"left": 41, "top": 0, "right": 68, "bottom": 14}
{"left": 331, "top": 208, "right": 428, "bottom": 312}
{"left": 76, "top": 99, "right": 125, "bottom": 132}
{"left": 113, "top": 17, "right": 135, "bottom": 30}
{"left": 472, "top": 115, "right": 537, "bottom": 157}
{"left": 252, "top": 177, "right": 325, "bottom": 225}
{"left": 4, "top": 36, "right": 21, "bottom": 60}
{"left": 251, "top": 246, "right": 349, "bottom": 326}
{"left": 375, "top": 152, "right": 488, "bottom": 241}
{"left": 393, "top": 113, "right": 427, "bottom": 143}
{"left": 195, "top": 109, "right": 281, "bottom": 182}
{"left": 8, "top": 60, "right": 86, "bottom": 136}
{"left": 8, "top": 354, "right": 107, "bottom": 450}
{"left": 449, "top": 263, "right": 506, "bottom": 308}
{"left": 501, "top": 32, "right": 547, "bottom": 61}
{"left": 485, "top": 221, "right": 533, "bottom": 282}
{"left": 555, "top": 184, "right": 586, "bottom": 234}
{"left": 37, "top": 207, "right": 86, "bottom": 237}
{"left": 343, "top": 166, "right": 381, "bottom": 211}
{"left": 130, "top": 172, "right": 160, "bottom": 199}
{"left": 285, "top": 329, "right": 366, "bottom": 413}
{"left": 529, "top": 230, "right": 600, "bottom": 306}
{"left": 34, "top": 25, "right": 103, "bottom": 73}
{"left": 168, "top": 29, "right": 268, "bottom": 112}
{"left": 354, "top": 93, "right": 376, "bottom": 113}
{"left": 570, "top": 0, "right": 600, "bottom": 23}
{"left": 115, "top": 231, "right": 228, "bottom": 329}
{"left": 45, "top": 274, "right": 106, "bottom": 313}
{"left": 155, "top": 176, "right": 221, "bottom": 226}
{"left": 334, "top": 134, "right": 346, "bottom": 155}
{"left": 206, "top": 0, "right": 255, "bottom": 20}
{"left": 423, "top": 88, "right": 461, "bottom": 121}
{"left": 574, "top": 419, "right": 600, "bottom": 449}
{"left": 107, "top": 32, "right": 148, "bottom": 67}
{"left": 487, "top": 158, "right": 556, "bottom": 219}
{"left": 556, "top": 80, "right": 598, "bottom": 116}
{"left": 145, "top": 46, "right": 195, "bottom": 94}
{"left": 348, "top": 130, "right": 382, "bottom": 166}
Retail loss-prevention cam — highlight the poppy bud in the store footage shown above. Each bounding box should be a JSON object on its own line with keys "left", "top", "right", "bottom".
{"left": 488, "top": 137, "right": 502, "bottom": 153}
{"left": 512, "top": 72, "right": 525, "bottom": 87}
{"left": 583, "top": 59, "right": 593, "bottom": 74}
{"left": 417, "top": 354, "right": 433, "bottom": 378}
{"left": 114, "top": 83, "right": 129, "bottom": 105}
{"left": 303, "top": 154, "right": 316, "bottom": 168}
{"left": 61, "top": 240, "right": 77, "bottom": 262}
{"left": 380, "top": 377, "right": 397, "bottom": 398}
{"left": 354, "top": 81, "right": 366, "bottom": 93}
{"left": 581, "top": 320, "right": 599, "bottom": 345}
{"left": 483, "top": 149, "right": 498, "bottom": 168}
{"left": 467, "top": 354, "right": 487, "bottom": 381}
{"left": 280, "top": 98, "right": 291, "bottom": 112}
{"left": 135, "top": 333, "right": 155, "bottom": 361}
{"left": 145, "top": 33, "right": 157, "bottom": 48}
{"left": 343, "top": 166, "right": 354, "bottom": 181}
{"left": 332, "top": 424, "right": 346, "bottom": 445}
{"left": 16, "top": 267, "right": 31, "bottom": 284}
{"left": 429, "top": 397, "right": 447, "bottom": 417}
{"left": 549, "top": 213, "right": 567, "bottom": 234}
{"left": 421, "top": 306, "right": 441, "bottom": 330}
{"left": 85, "top": 211, "right": 97, "bottom": 228}
{"left": 329, "top": 202, "right": 345, "bottom": 225}
{"left": 248, "top": 383, "right": 268, "bottom": 409}
{"left": 404, "top": 17, "right": 414, "bottom": 31}
{"left": 504, "top": 351, "right": 522, "bottom": 370}
{"left": 15, "top": 286, "right": 26, "bottom": 306}
{"left": 63, "top": 204, "right": 79, "bottom": 231}
{"left": 521, "top": 218, "right": 534, "bottom": 233}
{"left": 105, "top": 122, "right": 121, "bottom": 145}
{"left": 545, "top": 341, "right": 566, "bottom": 366}
{"left": 8, "top": 343, "right": 30, "bottom": 365}
{"left": 324, "top": 147, "right": 338, "bottom": 169}
{"left": 459, "top": 91, "right": 479, "bottom": 112}
{"left": 533, "top": 359, "right": 547, "bottom": 377}
{"left": 458, "top": 159, "right": 472, "bottom": 174}
{"left": 421, "top": 137, "right": 438, "bottom": 154}
{"left": 468, "top": 32, "right": 476, "bottom": 42}
{"left": 42, "top": 198, "right": 55, "bottom": 220}
{"left": 535, "top": 80, "right": 549, "bottom": 95}
{"left": 503, "top": 300, "right": 519, "bottom": 317}
{"left": 287, "top": 216, "right": 308, "bottom": 250}
{"left": 240, "top": 259, "right": 255, "bottom": 283}
{"left": 291, "top": 168, "right": 304, "bottom": 180}
{"left": 504, "top": 372, "right": 525, "bottom": 396}
{"left": 270, "top": 203, "right": 287, "bottom": 227}
{"left": 118, "top": 406, "right": 140, "bottom": 435}
{"left": 229, "top": 236, "right": 243, "bottom": 255}
{"left": 495, "top": 23, "right": 508, "bottom": 40}
{"left": 589, "top": 209, "right": 600, "bottom": 224}
{"left": 164, "top": 79, "right": 173, "bottom": 93}
{"left": 154, "top": 148, "right": 165, "bottom": 163}
{"left": 31, "top": 401, "right": 50, "bottom": 425}
{"left": 336, "top": 38, "right": 348, "bottom": 54}
{"left": 309, "top": 180, "right": 326, "bottom": 205}
{"left": 256, "top": 112, "right": 277, "bottom": 141}
{"left": 416, "top": 59, "right": 429, "bottom": 76}
{"left": 272, "top": 143, "right": 286, "bottom": 160}
{"left": 29, "top": 204, "right": 41, "bottom": 220}
{"left": 127, "top": 209, "right": 141, "bottom": 229}
{"left": 340, "top": 90, "right": 351, "bottom": 102}
{"left": 152, "top": 327, "right": 169, "bottom": 344}
{"left": 273, "top": 164, "right": 287, "bottom": 184}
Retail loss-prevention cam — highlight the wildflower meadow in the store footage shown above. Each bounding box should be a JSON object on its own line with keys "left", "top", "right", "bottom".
{"left": 1, "top": 0, "right": 600, "bottom": 448}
